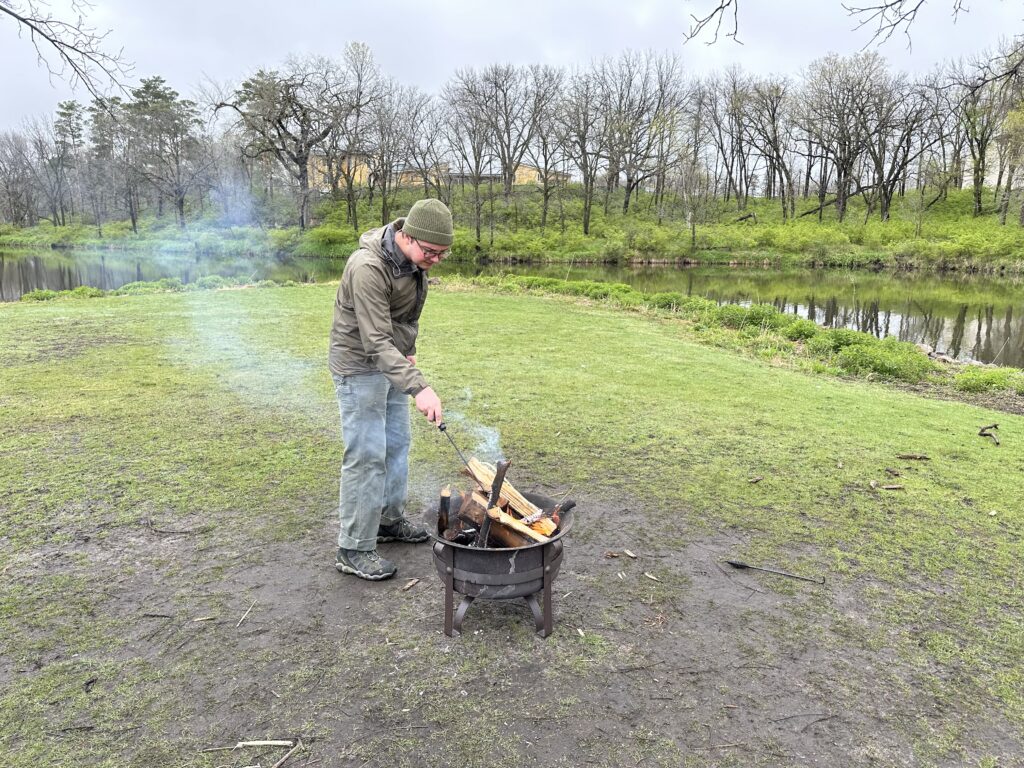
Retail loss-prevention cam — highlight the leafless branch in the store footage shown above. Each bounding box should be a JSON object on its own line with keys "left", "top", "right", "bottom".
{"left": 683, "top": 0, "right": 742, "bottom": 45}
{"left": 0, "top": 0, "right": 131, "bottom": 99}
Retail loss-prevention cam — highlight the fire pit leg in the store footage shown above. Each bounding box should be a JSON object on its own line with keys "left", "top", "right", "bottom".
{"left": 542, "top": 541, "right": 557, "bottom": 637}
{"left": 453, "top": 595, "right": 474, "bottom": 633}
{"left": 525, "top": 593, "right": 544, "bottom": 634}
{"left": 436, "top": 542, "right": 455, "bottom": 637}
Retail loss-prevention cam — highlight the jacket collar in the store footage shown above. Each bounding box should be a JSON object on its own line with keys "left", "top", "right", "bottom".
{"left": 380, "top": 222, "right": 420, "bottom": 279}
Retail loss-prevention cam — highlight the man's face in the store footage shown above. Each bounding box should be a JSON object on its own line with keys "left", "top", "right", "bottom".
{"left": 402, "top": 232, "right": 450, "bottom": 270}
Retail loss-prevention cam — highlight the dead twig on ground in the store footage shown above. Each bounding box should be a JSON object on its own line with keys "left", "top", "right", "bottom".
{"left": 800, "top": 714, "right": 836, "bottom": 732}
{"left": 270, "top": 738, "right": 304, "bottom": 768}
{"left": 202, "top": 739, "right": 295, "bottom": 753}
{"left": 236, "top": 600, "right": 257, "bottom": 628}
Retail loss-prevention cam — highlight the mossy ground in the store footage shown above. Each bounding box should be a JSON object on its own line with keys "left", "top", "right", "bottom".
{"left": 1, "top": 284, "right": 1021, "bottom": 767}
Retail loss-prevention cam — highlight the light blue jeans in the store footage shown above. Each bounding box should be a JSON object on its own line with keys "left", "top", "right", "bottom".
{"left": 333, "top": 372, "right": 411, "bottom": 551}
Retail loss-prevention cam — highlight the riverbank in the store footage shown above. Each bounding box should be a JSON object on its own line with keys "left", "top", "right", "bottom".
{"left": 1, "top": 284, "right": 1022, "bottom": 766}
{"left": 4, "top": 189, "right": 1024, "bottom": 273}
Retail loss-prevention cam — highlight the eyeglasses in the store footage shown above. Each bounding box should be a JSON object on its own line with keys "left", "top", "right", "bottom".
{"left": 411, "top": 237, "right": 450, "bottom": 261}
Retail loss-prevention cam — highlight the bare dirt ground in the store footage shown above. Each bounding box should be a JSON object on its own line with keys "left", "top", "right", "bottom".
{"left": 12, "top": 491, "right": 1021, "bottom": 768}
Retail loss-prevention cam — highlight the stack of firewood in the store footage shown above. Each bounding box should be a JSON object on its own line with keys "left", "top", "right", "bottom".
{"left": 436, "top": 458, "right": 569, "bottom": 548}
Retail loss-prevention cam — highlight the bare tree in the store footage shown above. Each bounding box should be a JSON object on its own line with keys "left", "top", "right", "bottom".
{"left": 444, "top": 69, "right": 492, "bottom": 244}
{"left": 524, "top": 64, "right": 567, "bottom": 231}
{"left": 367, "top": 83, "right": 421, "bottom": 225}
{"left": 323, "top": 42, "right": 380, "bottom": 232}
{"left": 744, "top": 75, "right": 798, "bottom": 220}
{"left": 558, "top": 65, "right": 607, "bottom": 235}
{"left": 799, "top": 53, "right": 882, "bottom": 222}
{"left": 217, "top": 55, "right": 343, "bottom": 229}
{"left": 480, "top": 63, "right": 536, "bottom": 200}
{"left": 954, "top": 57, "right": 1008, "bottom": 217}
{"left": 406, "top": 98, "right": 453, "bottom": 205}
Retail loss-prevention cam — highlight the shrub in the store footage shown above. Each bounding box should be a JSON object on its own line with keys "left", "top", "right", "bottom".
{"left": 836, "top": 338, "right": 935, "bottom": 382}
{"left": 21, "top": 289, "right": 59, "bottom": 301}
{"left": 648, "top": 292, "right": 687, "bottom": 310}
{"left": 712, "top": 303, "right": 787, "bottom": 330}
{"left": 715, "top": 304, "right": 750, "bottom": 329}
{"left": 953, "top": 366, "right": 1015, "bottom": 393}
{"left": 69, "top": 286, "right": 106, "bottom": 298}
{"left": 255, "top": 279, "right": 278, "bottom": 289}
{"left": 783, "top": 318, "right": 820, "bottom": 341}
{"left": 268, "top": 227, "right": 302, "bottom": 253}
{"left": 809, "top": 327, "right": 874, "bottom": 354}
{"left": 195, "top": 275, "right": 230, "bottom": 290}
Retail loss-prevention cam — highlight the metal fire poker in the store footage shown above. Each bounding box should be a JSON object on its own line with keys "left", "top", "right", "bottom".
{"left": 437, "top": 422, "right": 472, "bottom": 474}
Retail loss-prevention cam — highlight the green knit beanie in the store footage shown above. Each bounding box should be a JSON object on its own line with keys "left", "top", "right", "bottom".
{"left": 403, "top": 199, "right": 454, "bottom": 246}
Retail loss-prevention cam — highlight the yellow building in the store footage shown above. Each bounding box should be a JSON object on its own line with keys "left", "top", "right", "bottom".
{"left": 308, "top": 150, "right": 371, "bottom": 191}
{"left": 513, "top": 164, "right": 571, "bottom": 186}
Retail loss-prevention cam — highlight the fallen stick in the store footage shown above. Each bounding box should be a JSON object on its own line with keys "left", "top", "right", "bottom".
{"left": 236, "top": 600, "right": 257, "bottom": 628}
{"left": 725, "top": 560, "right": 825, "bottom": 584}
{"left": 269, "top": 738, "right": 304, "bottom": 768}
{"left": 201, "top": 740, "right": 295, "bottom": 753}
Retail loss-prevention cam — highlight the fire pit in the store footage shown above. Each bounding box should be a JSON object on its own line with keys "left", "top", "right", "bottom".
{"left": 427, "top": 491, "right": 574, "bottom": 637}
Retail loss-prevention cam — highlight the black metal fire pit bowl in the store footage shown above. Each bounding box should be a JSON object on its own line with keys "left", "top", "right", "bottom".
{"left": 426, "top": 491, "right": 573, "bottom": 638}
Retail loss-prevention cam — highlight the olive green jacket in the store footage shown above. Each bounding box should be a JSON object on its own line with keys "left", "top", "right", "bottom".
{"left": 328, "top": 219, "right": 429, "bottom": 395}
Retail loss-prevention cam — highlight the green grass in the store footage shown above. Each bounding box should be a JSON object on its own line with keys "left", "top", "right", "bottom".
{"left": 1, "top": 283, "right": 1022, "bottom": 765}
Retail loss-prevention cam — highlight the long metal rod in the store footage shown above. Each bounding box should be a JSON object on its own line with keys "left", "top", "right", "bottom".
{"left": 437, "top": 422, "right": 472, "bottom": 473}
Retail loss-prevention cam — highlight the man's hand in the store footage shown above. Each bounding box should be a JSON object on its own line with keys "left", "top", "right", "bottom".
{"left": 414, "top": 386, "right": 443, "bottom": 424}
{"left": 406, "top": 355, "right": 416, "bottom": 365}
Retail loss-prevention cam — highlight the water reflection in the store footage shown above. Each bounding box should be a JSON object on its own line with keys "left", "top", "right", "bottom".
{"left": 3, "top": 250, "right": 1023, "bottom": 367}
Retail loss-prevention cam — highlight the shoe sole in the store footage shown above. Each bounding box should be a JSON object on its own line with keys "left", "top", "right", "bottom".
{"left": 335, "top": 562, "right": 396, "bottom": 580}
{"left": 377, "top": 534, "right": 429, "bottom": 543}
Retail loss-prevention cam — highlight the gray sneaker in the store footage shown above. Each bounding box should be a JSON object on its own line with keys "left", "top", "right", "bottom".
{"left": 335, "top": 548, "right": 397, "bottom": 581}
{"left": 377, "top": 517, "right": 429, "bottom": 543}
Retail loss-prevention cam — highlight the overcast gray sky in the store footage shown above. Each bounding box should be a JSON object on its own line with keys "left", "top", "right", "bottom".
{"left": 1, "top": 0, "right": 1020, "bottom": 130}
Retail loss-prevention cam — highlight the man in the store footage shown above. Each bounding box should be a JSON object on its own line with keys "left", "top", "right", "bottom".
{"left": 329, "top": 198, "right": 453, "bottom": 581}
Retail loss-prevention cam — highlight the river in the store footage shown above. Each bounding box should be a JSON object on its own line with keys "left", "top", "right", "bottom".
{"left": 2, "top": 249, "right": 1023, "bottom": 367}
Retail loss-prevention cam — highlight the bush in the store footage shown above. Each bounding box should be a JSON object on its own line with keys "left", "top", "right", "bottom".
{"left": 836, "top": 338, "right": 935, "bottom": 382}
{"left": 711, "top": 303, "right": 787, "bottom": 330}
{"left": 783, "top": 318, "right": 820, "bottom": 341}
{"left": 648, "top": 292, "right": 687, "bottom": 310}
{"left": 113, "top": 277, "right": 185, "bottom": 295}
{"left": 21, "top": 289, "right": 59, "bottom": 301}
{"left": 195, "top": 275, "right": 230, "bottom": 290}
{"left": 953, "top": 366, "right": 1015, "bottom": 393}
{"left": 809, "top": 327, "right": 874, "bottom": 354}
{"left": 69, "top": 286, "right": 107, "bottom": 298}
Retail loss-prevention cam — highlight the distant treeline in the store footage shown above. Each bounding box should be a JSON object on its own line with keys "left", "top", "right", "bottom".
{"left": 1, "top": 41, "right": 1022, "bottom": 240}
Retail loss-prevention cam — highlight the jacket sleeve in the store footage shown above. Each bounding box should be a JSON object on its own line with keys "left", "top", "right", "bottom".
{"left": 349, "top": 262, "right": 429, "bottom": 395}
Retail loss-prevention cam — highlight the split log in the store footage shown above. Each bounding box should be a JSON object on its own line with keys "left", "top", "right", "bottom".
{"left": 486, "top": 507, "right": 551, "bottom": 543}
{"left": 465, "top": 458, "right": 557, "bottom": 535}
{"left": 457, "top": 495, "right": 531, "bottom": 548}
{"left": 470, "top": 491, "right": 556, "bottom": 542}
